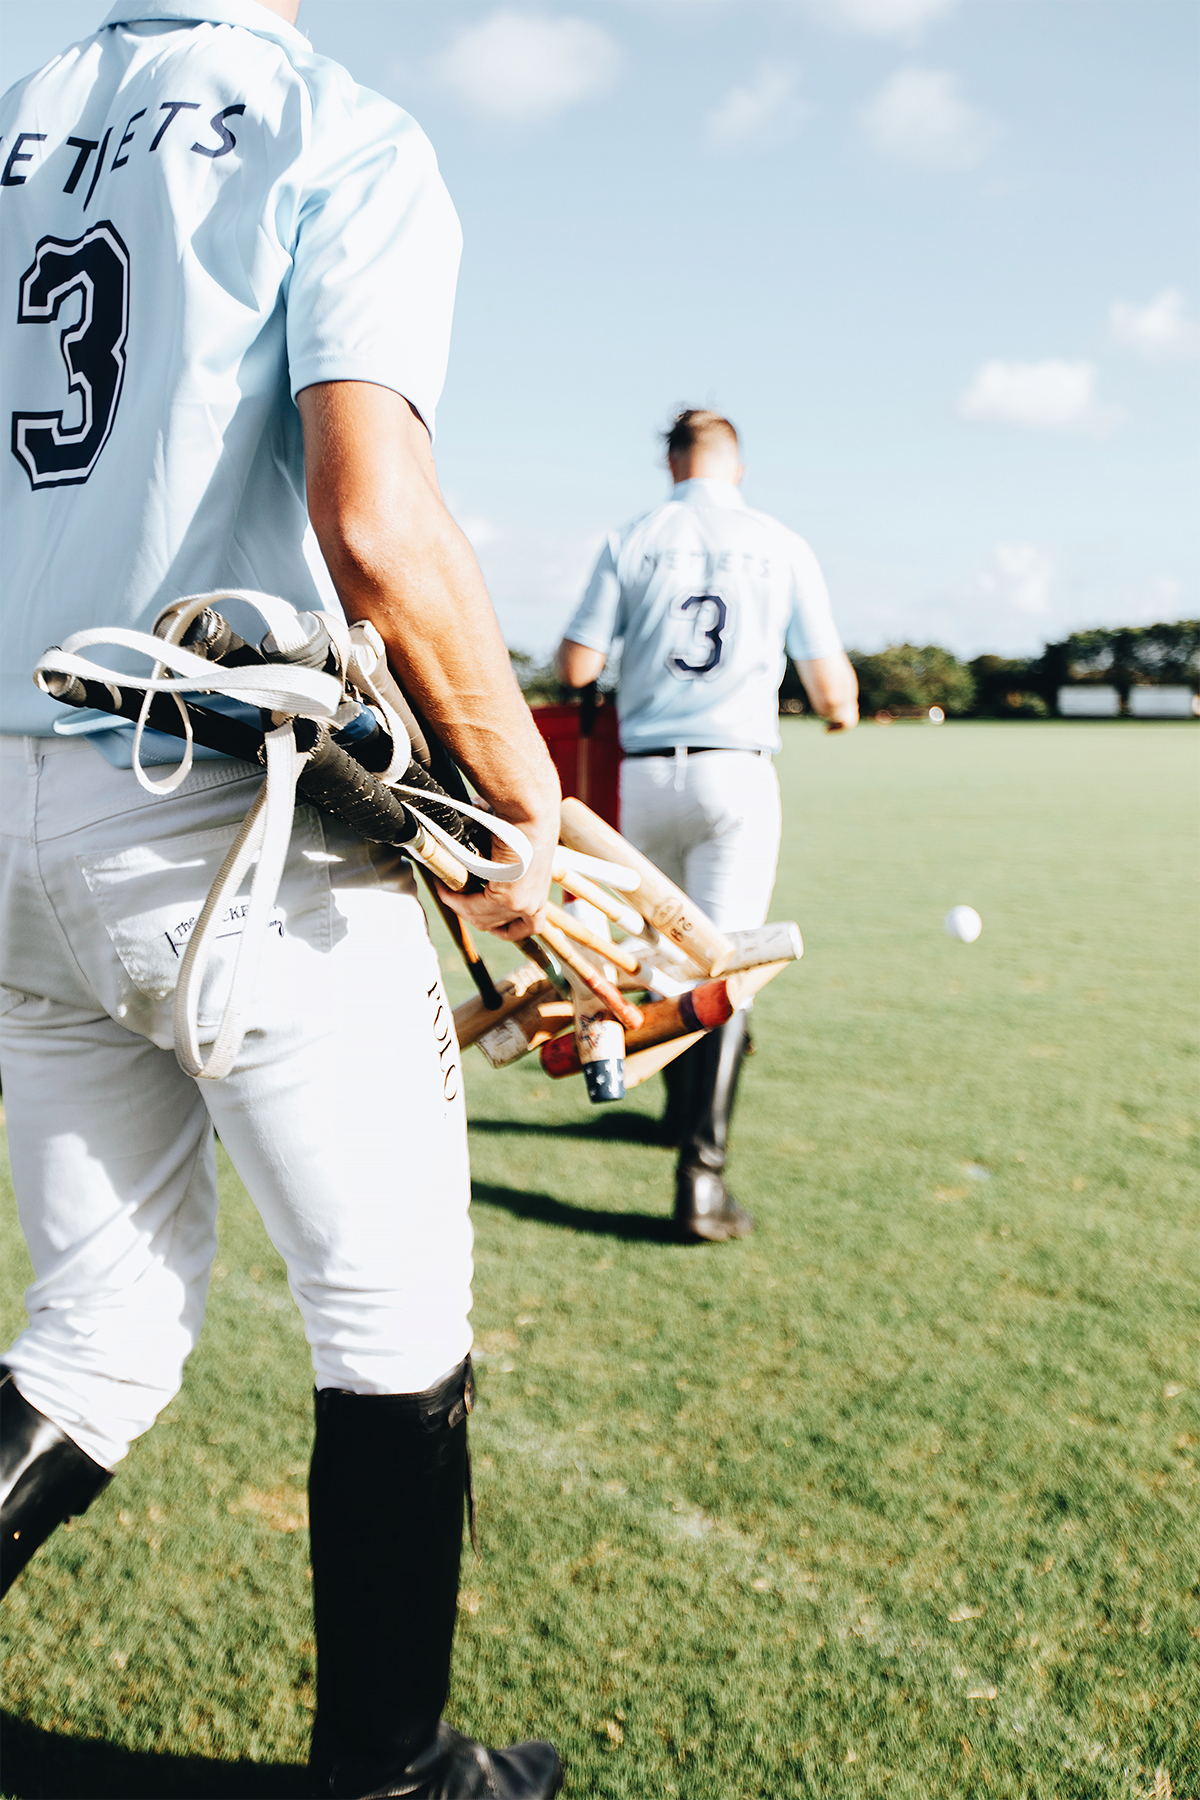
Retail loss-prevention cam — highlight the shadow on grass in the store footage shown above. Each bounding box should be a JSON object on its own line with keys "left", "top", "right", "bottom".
{"left": 0, "top": 1711, "right": 308, "bottom": 1799}
{"left": 471, "top": 1178, "right": 677, "bottom": 1243}
{"left": 468, "top": 1111, "right": 668, "bottom": 1146}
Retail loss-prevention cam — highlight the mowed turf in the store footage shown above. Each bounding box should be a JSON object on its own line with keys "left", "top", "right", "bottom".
{"left": 1, "top": 720, "right": 1197, "bottom": 1800}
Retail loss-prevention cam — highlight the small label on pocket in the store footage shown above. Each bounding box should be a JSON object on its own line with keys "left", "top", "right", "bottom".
{"left": 163, "top": 900, "right": 284, "bottom": 961}
{"left": 78, "top": 808, "right": 328, "bottom": 1028}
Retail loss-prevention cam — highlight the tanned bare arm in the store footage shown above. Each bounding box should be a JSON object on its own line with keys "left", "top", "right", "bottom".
{"left": 298, "top": 380, "right": 560, "bottom": 940}
{"left": 555, "top": 639, "right": 607, "bottom": 687}
{"left": 796, "top": 652, "right": 859, "bottom": 731}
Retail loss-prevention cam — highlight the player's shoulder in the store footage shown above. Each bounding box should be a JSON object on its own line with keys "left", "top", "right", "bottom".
{"left": 1, "top": 38, "right": 87, "bottom": 121}
{"left": 740, "top": 500, "right": 797, "bottom": 542}
{"left": 2, "top": 13, "right": 428, "bottom": 162}
{"left": 281, "top": 51, "right": 440, "bottom": 193}
{"left": 266, "top": 33, "right": 406, "bottom": 130}
{"left": 207, "top": 20, "right": 430, "bottom": 162}
{"left": 615, "top": 495, "right": 693, "bottom": 547}
{"left": 599, "top": 499, "right": 680, "bottom": 576}
{"left": 742, "top": 504, "right": 822, "bottom": 566}
{"left": 0, "top": 16, "right": 309, "bottom": 128}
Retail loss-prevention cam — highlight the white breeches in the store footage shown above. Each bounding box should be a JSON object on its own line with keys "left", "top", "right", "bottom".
{"left": 619, "top": 750, "right": 782, "bottom": 933}
{"left": 0, "top": 737, "right": 473, "bottom": 1470}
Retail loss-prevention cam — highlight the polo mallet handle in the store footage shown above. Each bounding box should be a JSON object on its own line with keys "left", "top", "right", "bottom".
{"left": 419, "top": 866, "right": 504, "bottom": 1009}
{"left": 576, "top": 679, "right": 597, "bottom": 807}
{"left": 40, "top": 669, "right": 478, "bottom": 891}
{"left": 292, "top": 725, "right": 475, "bottom": 890}
{"left": 184, "top": 619, "right": 492, "bottom": 864}
{"left": 179, "top": 606, "right": 487, "bottom": 860}
{"left": 38, "top": 668, "right": 263, "bottom": 760}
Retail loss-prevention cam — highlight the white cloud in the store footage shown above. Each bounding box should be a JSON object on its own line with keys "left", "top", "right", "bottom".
{"left": 706, "top": 62, "right": 806, "bottom": 149}
{"left": 1109, "top": 288, "right": 1200, "bottom": 359}
{"left": 958, "top": 359, "right": 1115, "bottom": 432}
{"left": 430, "top": 10, "right": 621, "bottom": 126}
{"left": 860, "top": 67, "right": 993, "bottom": 171}
{"left": 808, "top": 0, "right": 958, "bottom": 34}
{"left": 971, "top": 542, "right": 1054, "bottom": 616}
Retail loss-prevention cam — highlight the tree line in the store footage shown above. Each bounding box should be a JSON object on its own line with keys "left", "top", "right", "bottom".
{"left": 783, "top": 621, "right": 1200, "bottom": 719}
{"left": 512, "top": 622, "right": 1199, "bottom": 718}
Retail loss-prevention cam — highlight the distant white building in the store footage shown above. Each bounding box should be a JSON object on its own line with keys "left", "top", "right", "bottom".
{"left": 1128, "top": 686, "right": 1199, "bottom": 718}
{"left": 1057, "top": 686, "right": 1120, "bottom": 717}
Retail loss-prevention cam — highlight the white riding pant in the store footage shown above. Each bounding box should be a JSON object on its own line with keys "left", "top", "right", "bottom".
{"left": 619, "top": 749, "right": 782, "bottom": 934}
{"left": 0, "top": 737, "right": 472, "bottom": 1471}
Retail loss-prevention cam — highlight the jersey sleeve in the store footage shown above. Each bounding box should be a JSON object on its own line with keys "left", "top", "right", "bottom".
{"left": 286, "top": 76, "right": 462, "bottom": 436}
{"left": 784, "top": 534, "right": 845, "bottom": 663}
{"left": 561, "top": 535, "right": 623, "bottom": 654}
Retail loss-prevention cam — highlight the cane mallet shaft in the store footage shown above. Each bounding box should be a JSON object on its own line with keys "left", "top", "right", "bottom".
{"left": 559, "top": 798, "right": 734, "bottom": 976}
{"left": 398, "top": 816, "right": 471, "bottom": 891}
{"left": 543, "top": 900, "right": 640, "bottom": 975}
{"left": 554, "top": 847, "right": 640, "bottom": 891}
{"left": 536, "top": 922, "right": 644, "bottom": 1031}
{"left": 418, "top": 867, "right": 503, "bottom": 1009}
{"left": 551, "top": 858, "right": 644, "bottom": 935}
{"left": 519, "top": 936, "right": 572, "bottom": 1000}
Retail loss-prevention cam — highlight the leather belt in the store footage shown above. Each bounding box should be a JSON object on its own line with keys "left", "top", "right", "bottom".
{"left": 625, "top": 745, "right": 735, "bottom": 759}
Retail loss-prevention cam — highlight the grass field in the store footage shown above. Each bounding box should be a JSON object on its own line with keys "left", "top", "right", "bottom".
{"left": 2, "top": 720, "right": 1198, "bottom": 1800}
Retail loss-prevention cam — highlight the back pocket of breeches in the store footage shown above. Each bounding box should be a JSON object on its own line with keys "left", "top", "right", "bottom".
{"left": 77, "top": 805, "right": 332, "bottom": 1031}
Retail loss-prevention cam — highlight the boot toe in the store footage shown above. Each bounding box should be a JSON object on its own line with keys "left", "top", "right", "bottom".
{"left": 487, "top": 1737, "right": 564, "bottom": 1798}
{"left": 675, "top": 1167, "right": 754, "bottom": 1242}
{"left": 329, "top": 1722, "right": 563, "bottom": 1798}
{"left": 685, "top": 1200, "right": 754, "bottom": 1242}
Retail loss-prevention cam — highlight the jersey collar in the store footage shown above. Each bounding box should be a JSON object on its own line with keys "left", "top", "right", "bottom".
{"left": 100, "top": 0, "right": 309, "bottom": 52}
{"left": 671, "top": 478, "right": 748, "bottom": 510}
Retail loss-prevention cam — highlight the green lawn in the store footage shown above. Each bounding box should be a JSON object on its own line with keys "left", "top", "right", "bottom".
{"left": 2, "top": 720, "right": 1198, "bottom": 1799}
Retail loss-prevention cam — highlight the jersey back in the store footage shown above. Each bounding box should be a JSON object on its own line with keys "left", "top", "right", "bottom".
{"left": 0, "top": 2, "right": 460, "bottom": 736}
{"left": 563, "top": 479, "right": 844, "bottom": 754}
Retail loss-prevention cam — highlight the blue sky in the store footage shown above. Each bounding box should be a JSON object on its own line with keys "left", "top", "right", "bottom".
{"left": 4, "top": 0, "right": 1197, "bottom": 660}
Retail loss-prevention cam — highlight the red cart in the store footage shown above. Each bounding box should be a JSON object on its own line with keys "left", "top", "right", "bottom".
{"left": 529, "top": 688, "right": 622, "bottom": 830}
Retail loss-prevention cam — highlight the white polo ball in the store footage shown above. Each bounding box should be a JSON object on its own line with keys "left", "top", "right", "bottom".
{"left": 945, "top": 905, "right": 982, "bottom": 943}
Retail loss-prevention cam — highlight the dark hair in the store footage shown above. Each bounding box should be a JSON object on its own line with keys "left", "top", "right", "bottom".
{"left": 662, "top": 408, "right": 739, "bottom": 459}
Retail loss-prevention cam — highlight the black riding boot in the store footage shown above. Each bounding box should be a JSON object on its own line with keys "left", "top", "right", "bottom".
{"left": 1, "top": 1367, "right": 112, "bottom": 1596}
{"left": 674, "top": 1012, "right": 755, "bottom": 1241}
{"left": 308, "top": 1358, "right": 562, "bottom": 1800}
{"left": 659, "top": 1038, "right": 692, "bottom": 1146}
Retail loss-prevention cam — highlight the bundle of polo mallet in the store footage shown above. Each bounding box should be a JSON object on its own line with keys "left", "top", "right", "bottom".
{"left": 450, "top": 804, "right": 800, "bottom": 1103}
{"left": 33, "top": 591, "right": 800, "bottom": 1091}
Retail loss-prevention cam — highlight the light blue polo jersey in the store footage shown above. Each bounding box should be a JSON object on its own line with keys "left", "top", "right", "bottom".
{"left": 0, "top": 0, "right": 462, "bottom": 736}
{"left": 563, "top": 479, "right": 846, "bottom": 755}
